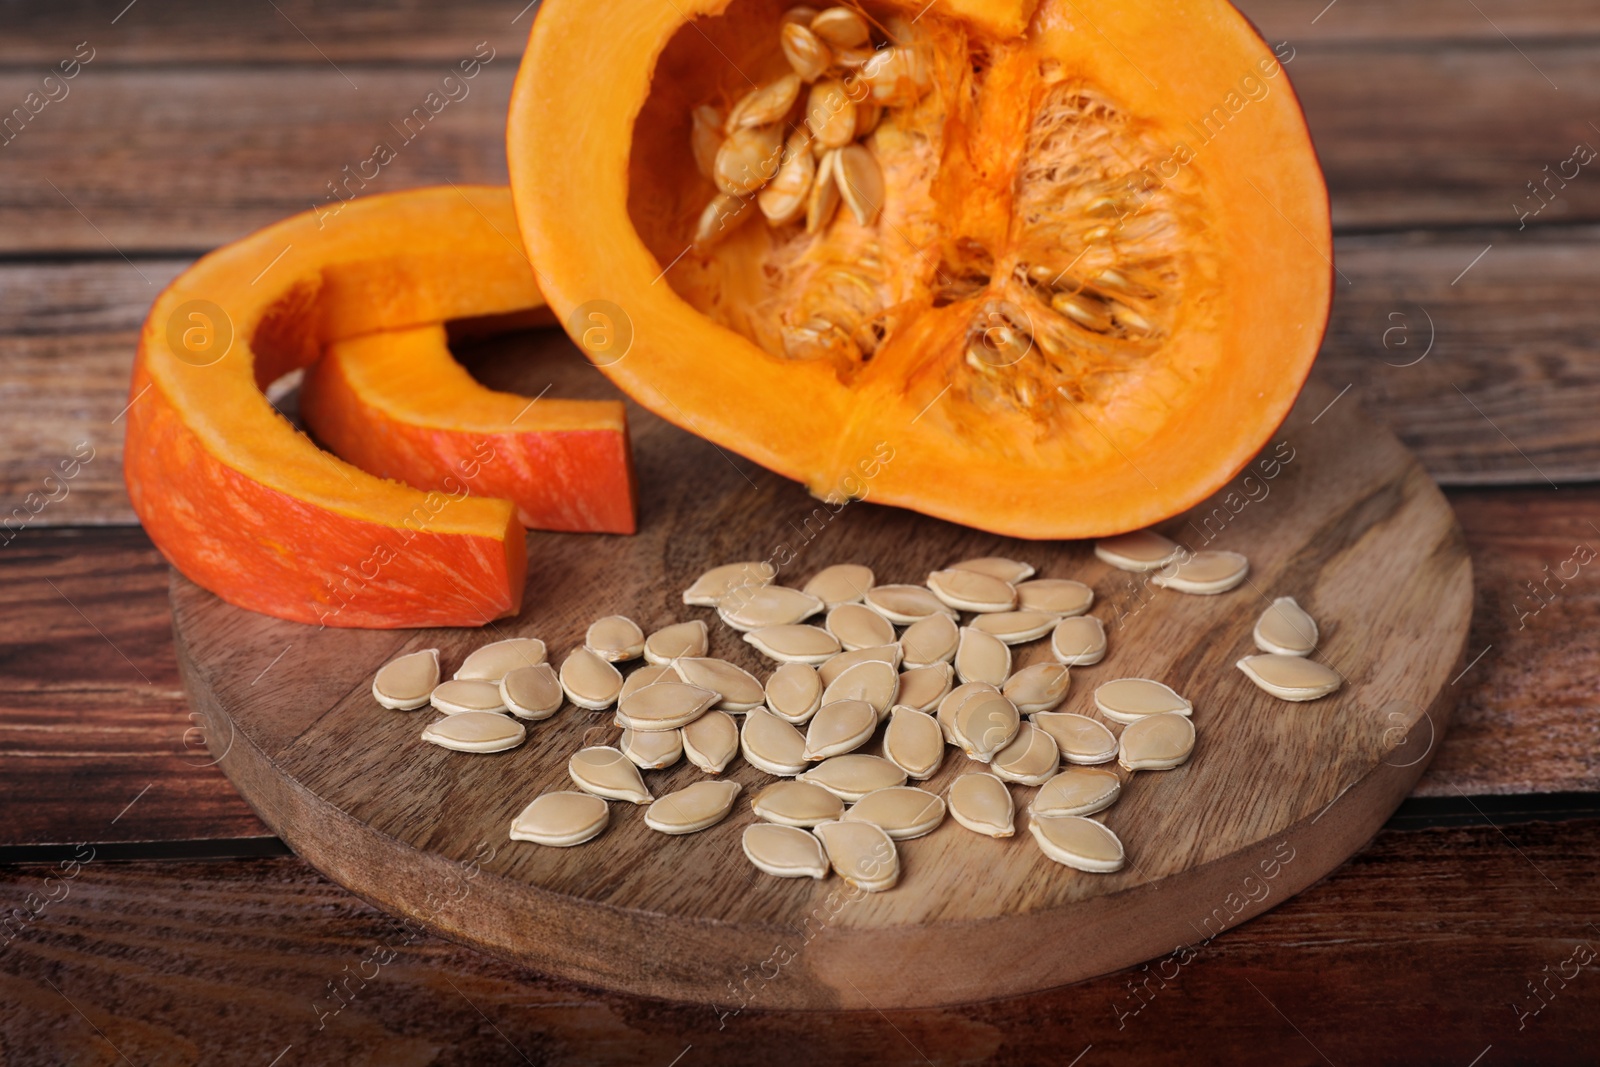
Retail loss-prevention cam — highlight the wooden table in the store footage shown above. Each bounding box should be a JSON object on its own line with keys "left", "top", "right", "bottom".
{"left": 2, "top": 2, "right": 1596, "bottom": 1063}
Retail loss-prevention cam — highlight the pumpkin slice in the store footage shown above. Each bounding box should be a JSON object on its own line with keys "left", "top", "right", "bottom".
{"left": 125, "top": 185, "right": 553, "bottom": 628}
{"left": 300, "top": 323, "right": 636, "bottom": 534}
{"left": 508, "top": 0, "right": 1331, "bottom": 538}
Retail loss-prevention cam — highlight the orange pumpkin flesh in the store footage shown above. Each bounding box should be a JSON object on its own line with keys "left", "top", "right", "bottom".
{"left": 301, "top": 323, "right": 637, "bottom": 534}
{"left": 126, "top": 186, "right": 552, "bottom": 628}
{"left": 509, "top": 0, "right": 1331, "bottom": 538}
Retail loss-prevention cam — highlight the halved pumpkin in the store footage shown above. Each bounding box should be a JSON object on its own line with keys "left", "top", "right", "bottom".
{"left": 125, "top": 186, "right": 559, "bottom": 628}
{"left": 508, "top": 0, "right": 1331, "bottom": 538}
{"left": 301, "top": 323, "right": 637, "bottom": 534}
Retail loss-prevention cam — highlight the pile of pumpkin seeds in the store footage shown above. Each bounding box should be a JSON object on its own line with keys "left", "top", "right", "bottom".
{"left": 373, "top": 526, "right": 1342, "bottom": 892}
{"left": 690, "top": 5, "right": 932, "bottom": 251}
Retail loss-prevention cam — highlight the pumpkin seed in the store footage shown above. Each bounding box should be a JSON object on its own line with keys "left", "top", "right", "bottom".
{"left": 969, "top": 610, "right": 1057, "bottom": 644}
{"left": 614, "top": 681, "right": 720, "bottom": 731}
{"left": 810, "top": 6, "right": 870, "bottom": 49}
{"left": 673, "top": 657, "right": 766, "bottom": 711}
{"left": 853, "top": 98, "right": 882, "bottom": 138}
{"left": 954, "top": 627, "right": 1011, "bottom": 686}
{"left": 954, "top": 692, "right": 1020, "bottom": 762}
{"left": 585, "top": 615, "right": 645, "bottom": 662}
{"left": 990, "top": 722, "right": 1061, "bottom": 786}
{"left": 373, "top": 649, "right": 439, "bottom": 710}
{"left": 751, "top": 779, "right": 844, "bottom": 826}
{"left": 926, "top": 568, "right": 1017, "bottom": 613}
{"left": 454, "top": 638, "right": 546, "bottom": 682}
{"left": 619, "top": 663, "right": 675, "bottom": 701}
{"left": 818, "top": 643, "right": 901, "bottom": 685}
{"left": 895, "top": 662, "right": 953, "bottom": 713}
{"left": 619, "top": 726, "right": 683, "bottom": 770}
{"left": 835, "top": 143, "right": 885, "bottom": 226}
{"left": 682, "top": 560, "right": 776, "bottom": 607}
{"left": 644, "top": 779, "right": 742, "bottom": 834}
{"left": 780, "top": 21, "right": 832, "bottom": 83}
{"left": 500, "top": 663, "right": 564, "bottom": 720}
{"left": 1029, "top": 814, "right": 1126, "bottom": 872}
{"left": 1053, "top": 290, "right": 1112, "bottom": 332}
{"left": 559, "top": 649, "right": 625, "bottom": 710}
{"left": 643, "top": 620, "right": 710, "bottom": 666}
{"left": 802, "top": 563, "right": 875, "bottom": 607}
{"left": 883, "top": 706, "right": 944, "bottom": 779}
{"left": 861, "top": 44, "right": 930, "bottom": 107}
{"left": 1151, "top": 550, "right": 1250, "bottom": 595}
{"left": 1253, "top": 596, "right": 1318, "bottom": 656}
{"left": 1003, "top": 662, "right": 1071, "bottom": 715}
{"left": 429, "top": 679, "right": 507, "bottom": 715}
{"left": 693, "top": 192, "right": 754, "bottom": 251}
{"left": 1031, "top": 766, "right": 1121, "bottom": 817}
{"left": 821, "top": 658, "right": 899, "bottom": 719}
{"left": 826, "top": 602, "right": 896, "bottom": 650}
{"left": 744, "top": 624, "right": 840, "bottom": 664}
{"left": 714, "top": 124, "right": 784, "bottom": 195}
{"left": 1118, "top": 712, "right": 1196, "bottom": 771}
{"left": 845, "top": 786, "right": 946, "bottom": 840}
{"left": 690, "top": 104, "right": 725, "bottom": 180}
{"left": 899, "top": 612, "right": 959, "bottom": 667}
{"left": 1094, "top": 677, "right": 1192, "bottom": 725}
{"left": 682, "top": 709, "right": 740, "bottom": 773}
{"left": 813, "top": 819, "right": 899, "bottom": 892}
{"left": 948, "top": 772, "right": 1014, "bottom": 837}
{"left": 803, "top": 698, "right": 878, "bottom": 760}
{"left": 1050, "top": 616, "right": 1108, "bottom": 666}
{"left": 742, "top": 822, "right": 829, "bottom": 879}
{"left": 1094, "top": 530, "right": 1180, "bottom": 572}
{"left": 936, "top": 681, "right": 999, "bottom": 744}
{"left": 765, "top": 661, "right": 824, "bottom": 723}
{"left": 1236, "top": 655, "right": 1344, "bottom": 701}
{"left": 568, "top": 746, "right": 652, "bottom": 804}
{"left": 717, "top": 585, "right": 826, "bottom": 631}
{"left": 805, "top": 78, "right": 856, "bottom": 149}
{"left": 729, "top": 73, "right": 802, "bottom": 130}
{"left": 1033, "top": 712, "right": 1118, "bottom": 765}
{"left": 421, "top": 710, "right": 525, "bottom": 753}
{"left": 950, "top": 556, "right": 1036, "bottom": 583}
{"left": 800, "top": 753, "right": 905, "bottom": 801}
{"left": 509, "top": 791, "right": 609, "bottom": 847}
{"left": 759, "top": 129, "right": 817, "bottom": 225}
{"left": 865, "top": 584, "right": 954, "bottom": 625}
{"left": 806, "top": 147, "right": 841, "bottom": 233}
{"left": 1014, "top": 578, "right": 1094, "bottom": 617}
{"left": 741, "top": 708, "right": 810, "bottom": 775}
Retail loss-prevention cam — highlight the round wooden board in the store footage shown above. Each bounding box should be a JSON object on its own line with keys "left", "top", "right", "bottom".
{"left": 173, "top": 332, "right": 1472, "bottom": 1010}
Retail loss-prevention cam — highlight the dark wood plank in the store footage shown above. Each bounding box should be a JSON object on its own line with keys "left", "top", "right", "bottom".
{"left": 0, "top": 527, "right": 270, "bottom": 846}
{"left": 1, "top": 821, "right": 1594, "bottom": 1063}
{"left": 1238, "top": 0, "right": 1598, "bottom": 45}
{"left": 1, "top": 43, "right": 1598, "bottom": 250}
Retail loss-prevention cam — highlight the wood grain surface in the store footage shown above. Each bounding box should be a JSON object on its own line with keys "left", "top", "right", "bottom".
{"left": 3, "top": 818, "right": 1594, "bottom": 1065}
{"left": 167, "top": 343, "right": 1470, "bottom": 1007}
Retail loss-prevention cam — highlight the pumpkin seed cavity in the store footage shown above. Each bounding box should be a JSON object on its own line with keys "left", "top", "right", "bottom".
{"left": 373, "top": 649, "right": 440, "bottom": 710}
{"left": 510, "top": 791, "right": 609, "bottom": 847}
{"left": 644, "top": 779, "right": 742, "bottom": 834}
{"left": 948, "top": 772, "right": 1014, "bottom": 838}
{"left": 743, "top": 822, "right": 829, "bottom": 879}
{"left": 1236, "top": 655, "right": 1343, "bottom": 701}
{"left": 454, "top": 638, "right": 546, "bottom": 682}
{"left": 422, "top": 711, "right": 526, "bottom": 753}
{"left": 1253, "top": 597, "right": 1318, "bottom": 656}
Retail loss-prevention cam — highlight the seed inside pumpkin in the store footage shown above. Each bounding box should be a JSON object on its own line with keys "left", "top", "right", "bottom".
{"left": 373, "top": 648, "right": 440, "bottom": 710}
{"left": 947, "top": 772, "right": 1014, "bottom": 838}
